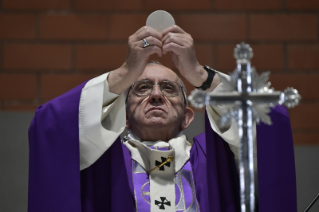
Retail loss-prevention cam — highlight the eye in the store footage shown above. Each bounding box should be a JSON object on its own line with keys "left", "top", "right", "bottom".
{"left": 136, "top": 82, "right": 152, "bottom": 92}
{"left": 139, "top": 84, "right": 148, "bottom": 90}
{"left": 161, "top": 82, "right": 175, "bottom": 93}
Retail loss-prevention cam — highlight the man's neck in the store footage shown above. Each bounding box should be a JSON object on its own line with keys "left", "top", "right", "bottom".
{"left": 129, "top": 127, "right": 180, "bottom": 142}
{"left": 127, "top": 129, "right": 183, "bottom": 142}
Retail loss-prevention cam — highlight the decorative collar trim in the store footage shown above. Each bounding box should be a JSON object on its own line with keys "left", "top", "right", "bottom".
{"left": 123, "top": 131, "right": 192, "bottom": 173}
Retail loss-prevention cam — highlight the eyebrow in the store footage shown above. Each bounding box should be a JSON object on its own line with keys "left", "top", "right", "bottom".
{"left": 138, "top": 78, "right": 177, "bottom": 83}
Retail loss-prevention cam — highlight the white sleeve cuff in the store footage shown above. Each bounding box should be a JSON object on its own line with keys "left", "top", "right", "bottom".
{"left": 205, "top": 71, "right": 257, "bottom": 172}
{"left": 79, "top": 72, "right": 126, "bottom": 170}
{"left": 206, "top": 105, "right": 240, "bottom": 147}
{"left": 205, "top": 71, "right": 256, "bottom": 148}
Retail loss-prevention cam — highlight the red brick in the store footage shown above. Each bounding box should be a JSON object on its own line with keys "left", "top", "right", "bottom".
{"left": 41, "top": 74, "right": 96, "bottom": 99}
{"left": 270, "top": 74, "right": 319, "bottom": 100}
{"left": 39, "top": 14, "right": 110, "bottom": 40}
{"left": 250, "top": 14, "right": 317, "bottom": 41}
{"left": 0, "top": 14, "right": 36, "bottom": 39}
{"left": 288, "top": 45, "right": 319, "bottom": 70}
{"left": 215, "top": 0, "right": 282, "bottom": 10}
{"left": 179, "top": 14, "right": 247, "bottom": 41}
{"left": 215, "top": 44, "right": 236, "bottom": 70}
{"left": 145, "top": 0, "right": 212, "bottom": 11}
{"left": 251, "top": 44, "right": 284, "bottom": 71}
{"left": 289, "top": 104, "right": 319, "bottom": 130}
{"left": 75, "top": 0, "right": 142, "bottom": 10}
{"left": 109, "top": 14, "right": 148, "bottom": 40}
{"left": 3, "top": 44, "right": 72, "bottom": 70}
{"left": 2, "top": 0, "right": 71, "bottom": 10}
{"left": 0, "top": 74, "right": 37, "bottom": 99}
{"left": 293, "top": 132, "right": 319, "bottom": 145}
{"left": 215, "top": 44, "right": 283, "bottom": 71}
{"left": 287, "top": 0, "right": 319, "bottom": 10}
{"left": 75, "top": 44, "right": 127, "bottom": 70}
{"left": 0, "top": 43, "right": 2, "bottom": 68}
{"left": 195, "top": 44, "right": 214, "bottom": 67}
{"left": 4, "top": 100, "right": 39, "bottom": 111}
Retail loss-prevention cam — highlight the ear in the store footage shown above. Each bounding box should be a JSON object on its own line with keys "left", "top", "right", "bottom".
{"left": 180, "top": 107, "right": 195, "bottom": 130}
{"left": 126, "top": 119, "right": 131, "bottom": 130}
{"left": 126, "top": 109, "right": 131, "bottom": 130}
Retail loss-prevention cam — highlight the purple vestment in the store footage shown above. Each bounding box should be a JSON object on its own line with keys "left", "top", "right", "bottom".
{"left": 28, "top": 82, "right": 297, "bottom": 212}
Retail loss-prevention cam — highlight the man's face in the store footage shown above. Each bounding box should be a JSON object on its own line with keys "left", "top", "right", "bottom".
{"left": 126, "top": 64, "right": 193, "bottom": 141}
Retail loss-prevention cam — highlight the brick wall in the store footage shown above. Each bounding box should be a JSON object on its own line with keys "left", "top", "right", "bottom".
{"left": 0, "top": 0, "right": 318, "bottom": 144}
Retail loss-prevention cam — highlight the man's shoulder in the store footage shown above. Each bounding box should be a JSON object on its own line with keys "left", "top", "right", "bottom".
{"left": 36, "top": 81, "right": 87, "bottom": 113}
{"left": 263, "top": 105, "right": 291, "bottom": 128}
{"left": 271, "top": 104, "right": 288, "bottom": 115}
{"left": 193, "top": 132, "right": 205, "bottom": 143}
{"left": 192, "top": 132, "right": 206, "bottom": 156}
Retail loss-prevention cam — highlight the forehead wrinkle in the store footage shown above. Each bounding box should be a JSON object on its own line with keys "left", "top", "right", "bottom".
{"left": 138, "top": 64, "right": 179, "bottom": 83}
{"left": 138, "top": 78, "right": 179, "bottom": 83}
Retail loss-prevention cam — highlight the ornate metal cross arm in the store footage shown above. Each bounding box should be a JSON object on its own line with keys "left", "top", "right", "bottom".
{"left": 188, "top": 42, "right": 301, "bottom": 212}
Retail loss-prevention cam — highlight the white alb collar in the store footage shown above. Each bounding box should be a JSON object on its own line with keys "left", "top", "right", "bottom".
{"left": 123, "top": 131, "right": 192, "bottom": 173}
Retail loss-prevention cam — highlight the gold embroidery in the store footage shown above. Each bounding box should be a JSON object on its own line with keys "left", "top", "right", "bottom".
{"left": 149, "top": 156, "right": 174, "bottom": 173}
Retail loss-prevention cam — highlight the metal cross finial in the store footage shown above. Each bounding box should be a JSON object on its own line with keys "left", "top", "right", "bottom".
{"left": 188, "top": 42, "right": 301, "bottom": 212}
{"left": 234, "top": 42, "right": 254, "bottom": 63}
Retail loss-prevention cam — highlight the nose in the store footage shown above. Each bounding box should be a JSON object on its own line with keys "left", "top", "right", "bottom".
{"left": 149, "top": 84, "right": 164, "bottom": 103}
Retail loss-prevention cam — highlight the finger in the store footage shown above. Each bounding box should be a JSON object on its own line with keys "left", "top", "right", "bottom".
{"left": 162, "top": 35, "right": 193, "bottom": 55}
{"left": 162, "top": 33, "right": 192, "bottom": 46}
{"left": 132, "top": 25, "right": 160, "bottom": 36}
{"left": 144, "top": 45, "right": 163, "bottom": 57}
{"left": 162, "top": 42, "right": 182, "bottom": 56}
{"left": 162, "top": 25, "right": 186, "bottom": 37}
{"left": 133, "top": 26, "right": 148, "bottom": 35}
{"left": 134, "top": 26, "right": 162, "bottom": 41}
{"left": 138, "top": 36, "right": 162, "bottom": 48}
{"left": 162, "top": 32, "right": 193, "bottom": 43}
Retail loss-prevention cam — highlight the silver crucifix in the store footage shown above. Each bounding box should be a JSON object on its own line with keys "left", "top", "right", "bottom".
{"left": 188, "top": 42, "right": 301, "bottom": 212}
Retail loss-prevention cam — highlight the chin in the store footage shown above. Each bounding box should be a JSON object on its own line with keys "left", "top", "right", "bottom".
{"left": 146, "top": 117, "right": 168, "bottom": 127}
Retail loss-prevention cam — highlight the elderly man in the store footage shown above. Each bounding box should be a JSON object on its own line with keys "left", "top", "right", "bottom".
{"left": 28, "top": 26, "right": 297, "bottom": 212}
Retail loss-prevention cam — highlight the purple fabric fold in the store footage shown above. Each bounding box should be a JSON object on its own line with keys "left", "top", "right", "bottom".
{"left": 28, "top": 82, "right": 86, "bottom": 212}
{"left": 28, "top": 82, "right": 135, "bottom": 212}
{"left": 191, "top": 112, "right": 240, "bottom": 212}
{"left": 257, "top": 105, "right": 297, "bottom": 212}
{"left": 80, "top": 137, "right": 135, "bottom": 212}
{"left": 28, "top": 81, "right": 297, "bottom": 212}
{"left": 191, "top": 105, "right": 297, "bottom": 212}
{"left": 130, "top": 157, "right": 199, "bottom": 211}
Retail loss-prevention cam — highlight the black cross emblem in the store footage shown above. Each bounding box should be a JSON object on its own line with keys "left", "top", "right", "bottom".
{"left": 155, "top": 197, "right": 171, "bottom": 209}
{"left": 155, "top": 157, "right": 171, "bottom": 171}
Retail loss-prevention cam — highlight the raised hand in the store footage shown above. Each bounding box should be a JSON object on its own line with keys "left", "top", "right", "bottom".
{"left": 126, "top": 26, "right": 163, "bottom": 74}
{"left": 108, "top": 26, "right": 162, "bottom": 94}
{"left": 162, "top": 25, "right": 207, "bottom": 88}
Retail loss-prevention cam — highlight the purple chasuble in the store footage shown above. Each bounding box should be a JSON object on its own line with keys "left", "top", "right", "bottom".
{"left": 129, "top": 146, "right": 199, "bottom": 212}
{"left": 28, "top": 82, "right": 297, "bottom": 212}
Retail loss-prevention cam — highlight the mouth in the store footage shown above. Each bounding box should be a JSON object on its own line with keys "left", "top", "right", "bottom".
{"left": 145, "top": 107, "right": 167, "bottom": 114}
